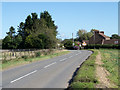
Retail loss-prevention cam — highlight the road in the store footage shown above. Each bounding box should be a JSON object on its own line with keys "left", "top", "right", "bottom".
{"left": 2, "top": 50, "right": 92, "bottom": 88}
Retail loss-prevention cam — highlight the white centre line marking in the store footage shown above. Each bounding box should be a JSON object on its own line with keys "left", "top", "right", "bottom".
{"left": 69, "top": 56, "right": 73, "bottom": 58}
{"left": 44, "top": 62, "right": 56, "bottom": 68}
{"left": 10, "top": 70, "right": 37, "bottom": 83}
{"left": 60, "top": 58, "right": 67, "bottom": 61}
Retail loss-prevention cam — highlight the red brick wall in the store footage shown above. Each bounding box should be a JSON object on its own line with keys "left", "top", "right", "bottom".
{"left": 89, "top": 33, "right": 104, "bottom": 44}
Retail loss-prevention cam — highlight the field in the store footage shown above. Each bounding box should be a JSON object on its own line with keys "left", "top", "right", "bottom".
{"left": 100, "top": 49, "right": 118, "bottom": 87}
{"left": 68, "top": 49, "right": 119, "bottom": 88}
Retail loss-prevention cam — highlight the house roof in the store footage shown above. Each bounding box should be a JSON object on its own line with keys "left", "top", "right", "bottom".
{"left": 99, "top": 33, "right": 110, "bottom": 38}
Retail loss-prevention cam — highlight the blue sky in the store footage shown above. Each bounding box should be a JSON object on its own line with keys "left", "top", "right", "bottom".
{"left": 2, "top": 2, "right": 118, "bottom": 39}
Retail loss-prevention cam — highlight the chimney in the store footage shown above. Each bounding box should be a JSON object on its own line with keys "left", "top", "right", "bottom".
{"left": 94, "top": 30, "right": 99, "bottom": 33}
{"left": 100, "top": 31, "right": 104, "bottom": 34}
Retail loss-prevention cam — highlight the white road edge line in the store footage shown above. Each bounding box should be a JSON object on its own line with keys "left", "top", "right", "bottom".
{"left": 44, "top": 62, "right": 56, "bottom": 68}
{"left": 10, "top": 70, "right": 37, "bottom": 83}
{"left": 60, "top": 58, "right": 67, "bottom": 61}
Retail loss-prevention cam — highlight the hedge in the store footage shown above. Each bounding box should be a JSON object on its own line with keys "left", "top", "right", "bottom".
{"left": 84, "top": 44, "right": 120, "bottom": 49}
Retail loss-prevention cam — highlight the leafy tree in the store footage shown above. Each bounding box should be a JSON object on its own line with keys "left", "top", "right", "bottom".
{"left": 77, "top": 29, "right": 87, "bottom": 41}
{"left": 31, "top": 13, "right": 38, "bottom": 20}
{"left": 24, "top": 15, "right": 33, "bottom": 36}
{"left": 44, "top": 29, "right": 57, "bottom": 49}
{"left": 3, "top": 26, "right": 17, "bottom": 49}
{"left": 2, "top": 36, "right": 12, "bottom": 49}
{"left": 3, "top": 11, "right": 58, "bottom": 49}
{"left": 64, "top": 40, "right": 73, "bottom": 49}
{"left": 25, "top": 34, "right": 45, "bottom": 49}
{"left": 87, "top": 32, "right": 93, "bottom": 40}
{"left": 6, "top": 26, "right": 15, "bottom": 38}
{"left": 40, "top": 11, "right": 58, "bottom": 36}
{"left": 110, "top": 34, "right": 120, "bottom": 39}
{"left": 62, "top": 39, "right": 72, "bottom": 44}
{"left": 77, "top": 29, "right": 93, "bottom": 41}
{"left": 0, "top": 39, "right": 2, "bottom": 49}
{"left": 18, "top": 22, "right": 25, "bottom": 37}
{"left": 14, "top": 35, "right": 22, "bottom": 48}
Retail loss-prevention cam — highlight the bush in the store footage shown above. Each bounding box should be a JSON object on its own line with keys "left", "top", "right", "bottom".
{"left": 35, "top": 52, "right": 41, "bottom": 57}
{"left": 64, "top": 40, "right": 73, "bottom": 49}
{"left": 22, "top": 55, "right": 28, "bottom": 60}
{"left": 48, "top": 49, "right": 53, "bottom": 54}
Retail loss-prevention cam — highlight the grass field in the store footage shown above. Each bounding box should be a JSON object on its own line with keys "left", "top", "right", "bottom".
{"left": 68, "top": 49, "right": 119, "bottom": 88}
{"left": 100, "top": 49, "right": 118, "bottom": 87}
{"left": 2, "top": 50, "right": 70, "bottom": 70}
{"left": 68, "top": 49, "right": 98, "bottom": 88}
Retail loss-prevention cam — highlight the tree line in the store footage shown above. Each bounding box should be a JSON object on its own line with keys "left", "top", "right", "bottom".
{"left": 2, "top": 11, "right": 58, "bottom": 49}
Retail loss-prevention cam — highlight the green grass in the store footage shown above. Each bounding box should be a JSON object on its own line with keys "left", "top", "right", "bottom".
{"left": 99, "top": 49, "right": 118, "bottom": 87}
{"left": 69, "top": 49, "right": 98, "bottom": 89}
{"left": 2, "top": 50, "right": 70, "bottom": 70}
{"left": 70, "top": 82, "right": 94, "bottom": 89}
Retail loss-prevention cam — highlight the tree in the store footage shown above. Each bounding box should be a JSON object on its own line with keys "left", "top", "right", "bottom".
{"left": 87, "top": 32, "right": 93, "bottom": 40}
{"left": 77, "top": 29, "right": 93, "bottom": 41}
{"left": 77, "top": 29, "right": 87, "bottom": 41}
{"left": 40, "top": 11, "right": 58, "bottom": 36}
{"left": 14, "top": 35, "right": 22, "bottom": 48}
{"left": 64, "top": 40, "right": 73, "bottom": 49}
{"left": 2, "top": 36, "right": 12, "bottom": 49}
{"left": 111, "top": 34, "right": 120, "bottom": 39}
{"left": 3, "top": 11, "right": 58, "bottom": 49}
{"left": 0, "top": 39, "right": 2, "bottom": 49}
{"left": 6, "top": 26, "right": 15, "bottom": 38}
{"left": 25, "top": 34, "right": 43, "bottom": 49}
{"left": 31, "top": 13, "right": 38, "bottom": 20}
{"left": 24, "top": 15, "right": 33, "bottom": 36}
{"left": 3, "top": 26, "right": 16, "bottom": 49}
{"left": 18, "top": 22, "right": 24, "bottom": 37}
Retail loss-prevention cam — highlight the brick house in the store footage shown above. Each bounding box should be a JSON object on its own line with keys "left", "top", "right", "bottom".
{"left": 89, "top": 30, "right": 119, "bottom": 45}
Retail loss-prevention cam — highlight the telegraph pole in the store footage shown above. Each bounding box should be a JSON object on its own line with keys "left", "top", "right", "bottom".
{"left": 72, "top": 33, "right": 74, "bottom": 46}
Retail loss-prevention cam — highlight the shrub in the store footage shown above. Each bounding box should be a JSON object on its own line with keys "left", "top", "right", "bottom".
{"left": 2, "top": 59, "right": 8, "bottom": 63}
{"left": 64, "top": 40, "right": 73, "bottom": 49}
{"left": 35, "top": 52, "right": 41, "bottom": 57}
{"left": 48, "top": 49, "right": 53, "bottom": 54}
{"left": 22, "top": 55, "right": 28, "bottom": 60}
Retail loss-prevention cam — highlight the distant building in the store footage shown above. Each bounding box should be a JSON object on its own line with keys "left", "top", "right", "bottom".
{"left": 87, "top": 30, "right": 119, "bottom": 45}
{"left": 89, "top": 30, "right": 119, "bottom": 45}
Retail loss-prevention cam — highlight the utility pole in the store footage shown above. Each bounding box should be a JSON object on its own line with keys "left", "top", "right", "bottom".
{"left": 72, "top": 33, "right": 74, "bottom": 46}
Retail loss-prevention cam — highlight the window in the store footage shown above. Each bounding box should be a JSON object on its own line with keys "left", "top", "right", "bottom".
{"left": 114, "top": 41, "right": 118, "bottom": 44}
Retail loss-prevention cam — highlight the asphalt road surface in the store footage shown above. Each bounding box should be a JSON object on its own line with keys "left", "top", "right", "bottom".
{"left": 2, "top": 50, "right": 92, "bottom": 88}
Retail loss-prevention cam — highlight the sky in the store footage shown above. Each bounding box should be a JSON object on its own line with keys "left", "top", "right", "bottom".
{"left": 1, "top": 2, "right": 118, "bottom": 39}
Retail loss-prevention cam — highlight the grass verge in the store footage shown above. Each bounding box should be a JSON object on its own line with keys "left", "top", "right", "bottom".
{"left": 68, "top": 49, "right": 98, "bottom": 89}
{"left": 2, "top": 50, "right": 70, "bottom": 70}
{"left": 99, "top": 49, "right": 118, "bottom": 88}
